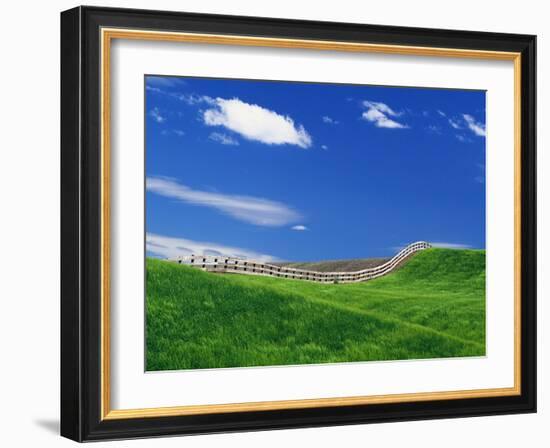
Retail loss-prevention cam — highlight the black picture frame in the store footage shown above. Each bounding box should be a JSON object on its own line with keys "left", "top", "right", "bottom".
{"left": 61, "top": 5, "right": 536, "bottom": 442}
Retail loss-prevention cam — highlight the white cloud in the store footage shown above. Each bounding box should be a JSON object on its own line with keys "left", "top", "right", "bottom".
{"left": 148, "top": 107, "right": 165, "bottom": 123}
{"left": 146, "top": 233, "right": 277, "bottom": 261}
{"left": 430, "top": 242, "right": 472, "bottom": 249}
{"left": 444, "top": 114, "right": 485, "bottom": 137}
{"left": 462, "top": 114, "right": 486, "bottom": 137}
{"left": 437, "top": 110, "right": 447, "bottom": 117}
{"left": 146, "top": 176, "right": 302, "bottom": 227}
{"left": 179, "top": 93, "right": 215, "bottom": 106}
{"left": 321, "top": 144, "right": 328, "bottom": 150}
{"left": 361, "top": 101, "right": 408, "bottom": 129}
{"left": 203, "top": 98, "right": 312, "bottom": 148}
{"left": 448, "top": 118, "right": 461, "bottom": 129}
{"left": 209, "top": 132, "right": 239, "bottom": 146}
{"left": 322, "top": 116, "right": 339, "bottom": 124}
{"left": 291, "top": 225, "right": 308, "bottom": 231}
{"left": 363, "top": 101, "right": 399, "bottom": 116}
{"left": 173, "top": 130, "right": 185, "bottom": 137}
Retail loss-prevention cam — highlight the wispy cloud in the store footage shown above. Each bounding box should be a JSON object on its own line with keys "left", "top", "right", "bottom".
{"left": 179, "top": 93, "right": 215, "bottom": 106}
{"left": 321, "top": 144, "right": 328, "bottom": 150}
{"left": 361, "top": 101, "right": 408, "bottom": 129}
{"left": 437, "top": 110, "right": 447, "bottom": 117}
{"left": 291, "top": 225, "right": 308, "bottom": 231}
{"left": 322, "top": 116, "right": 339, "bottom": 124}
{"left": 209, "top": 132, "right": 239, "bottom": 146}
{"left": 148, "top": 107, "right": 165, "bottom": 123}
{"left": 146, "top": 176, "right": 303, "bottom": 227}
{"left": 203, "top": 98, "right": 312, "bottom": 148}
{"left": 430, "top": 242, "right": 472, "bottom": 249}
{"left": 146, "top": 233, "right": 277, "bottom": 261}
{"left": 463, "top": 114, "right": 486, "bottom": 137}
{"left": 448, "top": 118, "right": 461, "bottom": 129}
{"left": 440, "top": 113, "right": 486, "bottom": 138}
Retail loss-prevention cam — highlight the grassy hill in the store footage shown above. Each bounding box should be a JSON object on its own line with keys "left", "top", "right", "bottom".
{"left": 146, "top": 248, "right": 485, "bottom": 371}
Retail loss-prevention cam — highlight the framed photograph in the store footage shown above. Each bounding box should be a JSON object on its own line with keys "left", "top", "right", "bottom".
{"left": 60, "top": 6, "right": 536, "bottom": 441}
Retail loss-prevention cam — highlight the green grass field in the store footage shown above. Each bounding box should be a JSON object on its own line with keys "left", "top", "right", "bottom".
{"left": 146, "top": 248, "right": 485, "bottom": 371}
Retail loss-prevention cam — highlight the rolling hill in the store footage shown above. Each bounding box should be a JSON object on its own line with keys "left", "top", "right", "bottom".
{"left": 146, "top": 248, "right": 486, "bottom": 371}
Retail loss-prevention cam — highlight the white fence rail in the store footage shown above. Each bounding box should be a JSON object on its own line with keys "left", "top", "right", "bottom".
{"left": 168, "top": 241, "right": 431, "bottom": 284}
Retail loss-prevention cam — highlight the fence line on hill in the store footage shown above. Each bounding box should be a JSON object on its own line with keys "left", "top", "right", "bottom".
{"left": 167, "top": 241, "right": 431, "bottom": 284}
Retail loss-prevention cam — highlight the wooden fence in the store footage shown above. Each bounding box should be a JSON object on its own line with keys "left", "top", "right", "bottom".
{"left": 168, "top": 241, "right": 431, "bottom": 284}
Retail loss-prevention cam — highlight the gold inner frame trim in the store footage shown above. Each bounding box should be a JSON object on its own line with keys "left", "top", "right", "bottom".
{"left": 100, "top": 27, "right": 522, "bottom": 420}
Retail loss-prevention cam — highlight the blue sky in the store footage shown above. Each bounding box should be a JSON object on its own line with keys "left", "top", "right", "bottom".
{"left": 145, "top": 75, "right": 486, "bottom": 262}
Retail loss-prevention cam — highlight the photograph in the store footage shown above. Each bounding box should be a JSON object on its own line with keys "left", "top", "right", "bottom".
{"left": 144, "top": 75, "right": 487, "bottom": 371}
